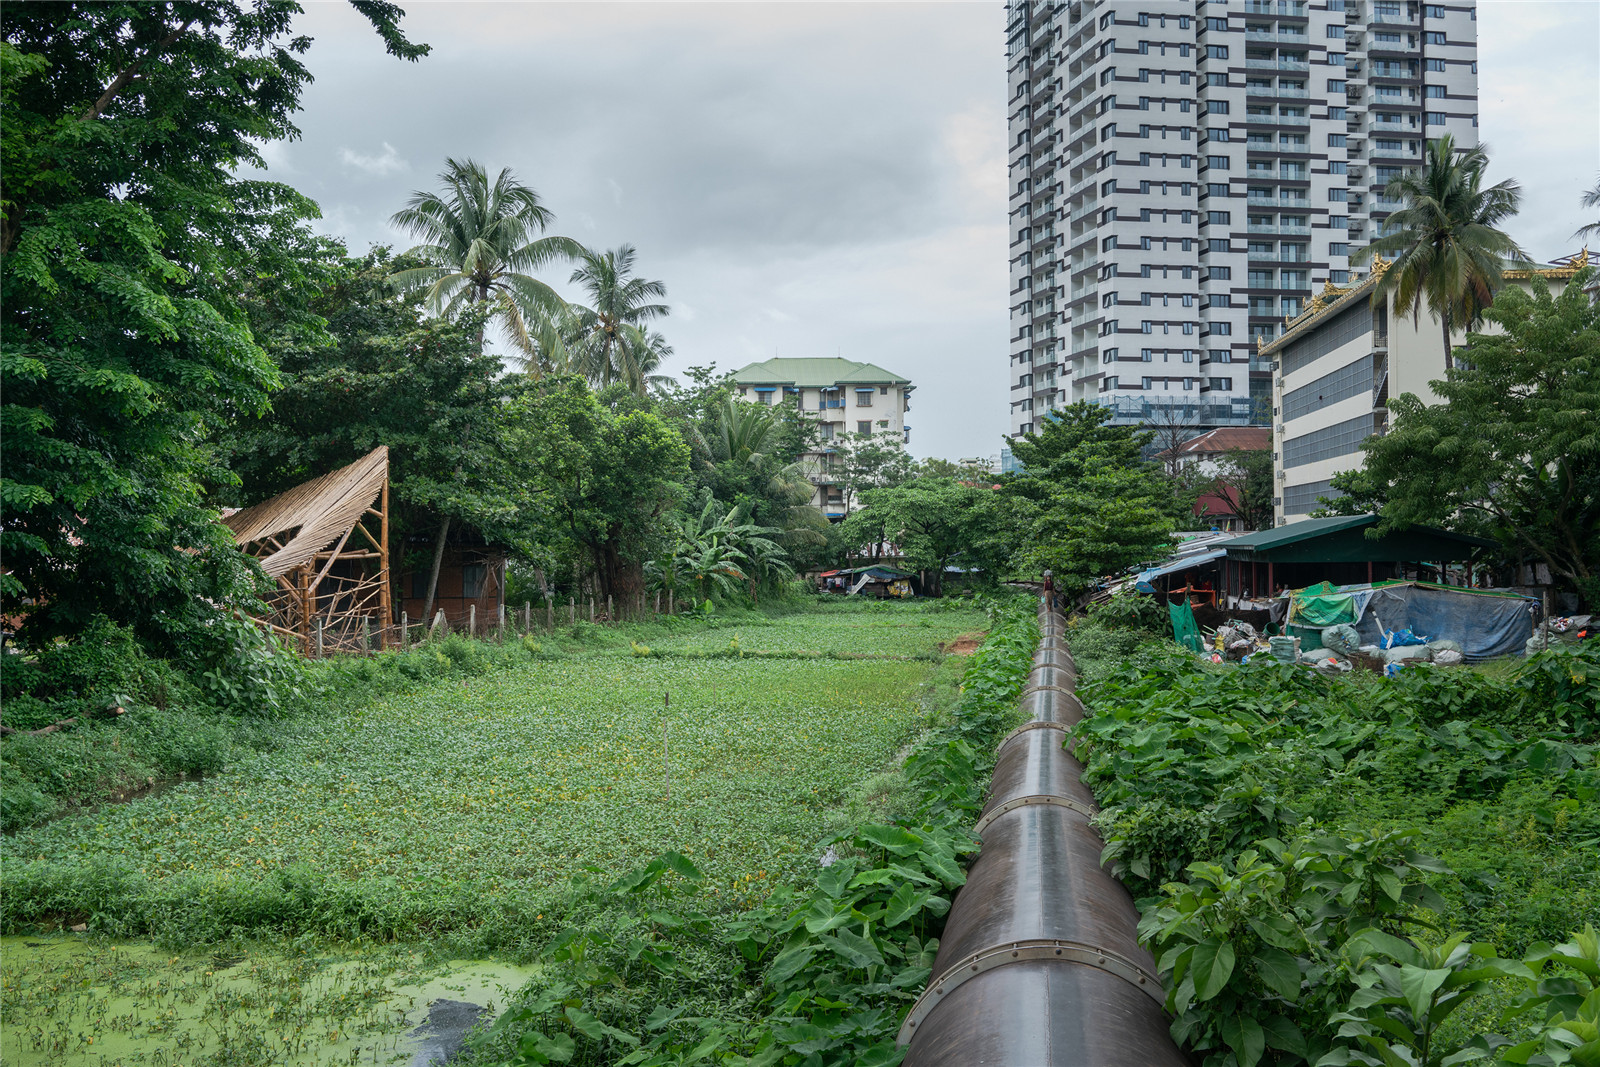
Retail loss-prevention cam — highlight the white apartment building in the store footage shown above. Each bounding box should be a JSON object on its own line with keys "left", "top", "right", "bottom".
{"left": 1261, "top": 255, "right": 1587, "bottom": 525}
{"left": 730, "top": 358, "right": 913, "bottom": 520}
{"left": 1006, "top": 0, "right": 1478, "bottom": 438}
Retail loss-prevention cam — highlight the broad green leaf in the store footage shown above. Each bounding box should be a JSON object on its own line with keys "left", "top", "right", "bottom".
{"left": 916, "top": 849, "right": 966, "bottom": 888}
{"left": 857, "top": 1042, "right": 907, "bottom": 1066}
{"left": 1191, "top": 939, "right": 1237, "bottom": 1002}
{"left": 660, "top": 850, "right": 705, "bottom": 881}
{"left": 767, "top": 946, "right": 816, "bottom": 984}
{"left": 828, "top": 927, "right": 886, "bottom": 969}
{"left": 1220, "top": 1014, "right": 1266, "bottom": 1067}
{"left": 884, "top": 883, "right": 931, "bottom": 927}
{"left": 1398, "top": 965, "right": 1453, "bottom": 1023}
{"left": 858, "top": 824, "right": 924, "bottom": 856}
{"left": 645, "top": 1004, "right": 685, "bottom": 1030}
{"left": 818, "top": 862, "right": 856, "bottom": 898}
{"left": 1254, "top": 946, "right": 1303, "bottom": 1001}
{"left": 1261, "top": 1014, "right": 1307, "bottom": 1057}
{"left": 805, "top": 902, "right": 854, "bottom": 935}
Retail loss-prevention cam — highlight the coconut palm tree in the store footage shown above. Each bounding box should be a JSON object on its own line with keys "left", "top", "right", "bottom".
{"left": 387, "top": 158, "right": 582, "bottom": 358}
{"left": 562, "top": 244, "right": 673, "bottom": 394}
{"left": 1357, "top": 135, "right": 1527, "bottom": 365}
{"left": 1574, "top": 175, "right": 1600, "bottom": 242}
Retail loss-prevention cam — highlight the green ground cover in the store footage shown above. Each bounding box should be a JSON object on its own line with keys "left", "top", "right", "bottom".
{"left": 1064, "top": 600, "right": 1600, "bottom": 1067}
{"left": 646, "top": 604, "right": 985, "bottom": 658}
{"left": 2, "top": 602, "right": 985, "bottom": 947}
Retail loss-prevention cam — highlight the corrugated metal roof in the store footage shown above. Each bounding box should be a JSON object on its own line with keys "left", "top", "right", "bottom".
{"left": 730, "top": 357, "right": 911, "bottom": 388}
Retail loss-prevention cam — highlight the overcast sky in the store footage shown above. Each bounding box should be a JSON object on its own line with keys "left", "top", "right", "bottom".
{"left": 261, "top": 1, "right": 1598, "bottom": 463}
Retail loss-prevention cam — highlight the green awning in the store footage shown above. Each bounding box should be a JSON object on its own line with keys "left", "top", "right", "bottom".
{"left": 1220, "top": 515, "right": 1494, "bottom": 564}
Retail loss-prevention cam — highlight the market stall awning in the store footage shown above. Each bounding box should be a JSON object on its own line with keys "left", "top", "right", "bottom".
{"left": 1219, "top": 514, "right": 1495, "bottom": 564}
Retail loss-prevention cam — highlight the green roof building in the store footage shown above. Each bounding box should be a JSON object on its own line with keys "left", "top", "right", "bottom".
{"left": 729, "top": 357, "right": 914, "bottom": 520}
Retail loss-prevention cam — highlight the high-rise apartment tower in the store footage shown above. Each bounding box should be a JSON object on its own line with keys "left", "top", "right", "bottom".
{"left": 1006, "top": 0, "right": 1478, "bottom": 439}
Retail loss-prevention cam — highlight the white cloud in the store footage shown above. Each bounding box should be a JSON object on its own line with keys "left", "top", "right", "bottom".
{"left": 338, "top": 142, "right": 410, "bottom": 177}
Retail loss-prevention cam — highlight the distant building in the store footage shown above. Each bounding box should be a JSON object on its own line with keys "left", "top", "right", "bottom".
{"left": 730, "top": 358, "right": 913, "bottom": 520}
{"left": 1004, "top": 0, "right": 1481, "bottom": 439}
{"left": 1163, "top": 426, "right": 1270, "bottom": 474}
{"left": 1260, "top": 252, "right": 1589, "bottom": 525}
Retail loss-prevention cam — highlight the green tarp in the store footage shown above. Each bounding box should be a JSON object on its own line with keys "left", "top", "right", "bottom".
{"left": 1291, "top": 581, "right": 1356, "bottom": 626}
{"left": 1169, "top": 598, "right": 1204, "bottom": 653}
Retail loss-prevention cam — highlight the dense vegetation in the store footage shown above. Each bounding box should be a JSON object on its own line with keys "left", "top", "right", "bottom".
{"left": 1067, "top": 601, "right": 1600, "bottom": 1067}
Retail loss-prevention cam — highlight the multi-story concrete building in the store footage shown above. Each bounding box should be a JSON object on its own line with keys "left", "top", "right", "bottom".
{"left": 1005, "top": 0, "right": 1478, "bottom": 439}
{"left": 1261, "top": 253, "right": 1587, "bottom": 526}
{"left": 730, "top": 358, "right": 912, "bottom": 520}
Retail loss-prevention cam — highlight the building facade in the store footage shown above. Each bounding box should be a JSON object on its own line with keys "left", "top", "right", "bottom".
{"left": 1261, "top": 254, "right": 1586, "bottom": 526}
{"left": 1005, "top": 0, "right": 1479, "bottom": 438}
{"left": 730, "top": 358, "right": 913, "bottom": 520}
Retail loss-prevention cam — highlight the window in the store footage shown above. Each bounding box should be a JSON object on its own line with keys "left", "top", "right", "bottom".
{"left": 1102, "top": 122, "right": 1117, "bottom": 139}
{"left": 1183, "top": 350, "right": 1196, "bottom": 363}
{"left": 1209, "top": 266, "right": 1232, "bottom": 280}
{"left": 1207, "top": 45, "right": 1229, "bottom": 59}
{"left": 1102, "top": 236, "right": 1118, "bottom": 251}
{"left": 1140, "top": 236, "right": 1152, "bottom": 249}
{"left": 1180, "top": 100, "right": 1191, "bottom": 113}
{"left": 1425, "top": 112, "right": 1447, "bottom": 126}
{"left": 1327, "top": 25, "right": 1344, "bottom": 38}
{"left": 1328, "top": 133, "right": 1347, "bottom": 147}
{"left": 1330, "top": 270, "right": 1350, "bottom": 284}
{"left": 1249, "top": 269, "right": 1275, "bottom": 286}
{"left": 1208, "top": 211, "right": 1231, "bottom": 224}
{"left": 855, "top": 388, "right": 873, "bottom": 407}
{"left": 855, "top": 420, "right": 871, "bottom": 435}
{"left": 1328, "top": 188, "right": 1347, "bottom": 201}
{"left": 1425, "top": 85, "right": 1446, "bottom": 98}
{"left": 1208, "top": 100, "right": 1230, "bottom": 115}
{"left": 1210, "top": 322, "right": 1233, "bottom": 336}
{"left": 1180, "top": 16, "right": 1190, "bottom": 29}
{"left": 1139, "top": 124, "right": 1150, "bottom": 138}
{"left": 1329, "top": 161, "right": 1347, "bottom": 174}
{"left": 1140, "top": 292, "right": 1151, "bottom": 305}
{"left": 1425, "top": 58, "right": 1447, "bottom": 72}
{"left": 1101, "top": 68, "right": 1117, "bottom": 84}
{"left": 1207, "top": 183, "right": 1230, "bottom": 198}
{"left": 1139, "top": 96, "right": 1150, "bottom": 110}
{"left": 1208, "top": 377, "right": 1233, "bottom": 391}
{"left": 462, "top": 563, "right": 486, "bottom": 599}
{"left": 1328, "top": 106, "right": 1347, "bottom": 120}
{"left": 1207, "top": 155, "right": 1231, "bottom": 169}
{"left": 1330, "top": 242, "right": 1350, "bottom": 256}
{"left": 1139, "top": 68, "right": 1150, "bottom": 82}
{"left": 1182, "top": 294, "right": 1194, "bottom": 307}
{"left": 1140, "top": 152, "right": 1151, "bottom": 166}
{"left": 1138, "top": 12, "right": 1148, "bottom": 25}
{"left": 1141, "top": 347, "right": 1153, "bottom": 360}
{"left": 1182, "top": 322, "right": 1196, "bottom": 335}
{"left": 1210, "top": 128, "right": 1229, "bottom": 142}
{"left": 1141, "top": 377, "right": 1153, "bottom": 389}
{"left": 1103, "top": 292, "right": 1117, "bottom": 308}
{"left": 1142, "top": 321, "right": 1153, "bottom": 334}
{"left": 1206, "top": 17, "right": 1227, "bottom": 31}
{"left": 1138, "top": 40, "right": 1149, "bottom": 54}
{"left": 1424, "top": 31, "right": 1447, "bottom": 44}
{"left": 1328, "top": 53, "right": 1345, "bottom": 66}
{"left": 1210, "top": 294, "right": 1231, "bottom": 307}
{"left": 1327, "top": 79, "right": 1347, "bottom": 94}
{"left": 1208, "top": 73, "right": 1229, "bottom": 86}
{"left": 1139, "top": 180, "right": 1151, "bottom": 193}
{"left": 1102, "top": 347, "right": 1119, "bottom": 362}
{"left": 1210, "top": 350, "right": 1230, "bottom": 363}
{"left": 1101, "top": 179, "right": 1118, "bottom": 195}
{"left": 1208, "top": 238, "right": 1230, "bottom": 253}
{"left": 879, "top": 385, "right": 888, "bottom": 395}
{"left": 1425, "top": 4, "right": 1445, "bottom": 16}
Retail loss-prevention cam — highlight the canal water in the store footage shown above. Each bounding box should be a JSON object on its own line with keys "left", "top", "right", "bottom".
{"left": 0, "top": 935, "right": 537, "bottom": 1066}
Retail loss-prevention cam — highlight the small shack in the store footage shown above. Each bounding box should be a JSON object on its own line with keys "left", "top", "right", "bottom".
{"left": 817, "top": 565, "right": 914, "bottom": 598}
{"left": 1282, "top": 579, "right": 1540, "bottom": 662}
{"left": 224, "top": 447, "right": 391, "bottom": 655}
{"left": 398, "top": 528, "right": 508, "bottom": 633}
{"left": 1215, "top": 514, "right": 1497, "bottom": 601}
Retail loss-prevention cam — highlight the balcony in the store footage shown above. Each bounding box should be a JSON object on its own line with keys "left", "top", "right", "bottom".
{"left": 1246, "top": 58, "right": 1310, "bottom": 72}
{"left": 1371, "top": 145, "right": 1418, "bottom": 159}
{"left": 1243, "top": 0, "right": 1307, "bottom": 14}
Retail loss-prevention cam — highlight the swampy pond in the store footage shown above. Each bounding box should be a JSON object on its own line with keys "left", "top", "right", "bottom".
{"left": 0, "top": 935, "right": 536, "bottom": 1066}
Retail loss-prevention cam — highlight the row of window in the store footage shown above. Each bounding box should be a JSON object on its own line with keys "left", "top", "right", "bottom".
{"left": 1102, "top": 348, "right": 1243, "bottom": 364}
{"left": 1099, "top": 319, "right": 1233, "bottom": 337}
{"left": 1100, "top": 376, "right": 1235, "bottom": 392}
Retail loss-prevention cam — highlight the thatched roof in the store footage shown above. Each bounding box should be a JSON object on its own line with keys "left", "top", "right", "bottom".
{"left": 224, "top": 447, "right": 387, "bottom": 577}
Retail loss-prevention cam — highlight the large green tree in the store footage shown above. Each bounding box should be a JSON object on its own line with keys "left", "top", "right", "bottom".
{"left": 1006, "top": 402, "right": 1151, "bottom": 485}
{"left": 1360, "top": 267, "right": 1600, "bottom": 606}
{"left": 387, "top": 157, "right": 582, "bottom": 359}
{"left": 0, "top": 2, "right": 425, "bottom": 653}
{"left": 841, "top": 478, "right": 1003, "bottom": 596}
{"left": 1359, "top": 135, "right": 1527, "bottom": 364}
{"left": 514, "top": 379, "right": 690, "bottom": 605}
{"left": 226, "top": 250, "right": 545, "bottom": 622}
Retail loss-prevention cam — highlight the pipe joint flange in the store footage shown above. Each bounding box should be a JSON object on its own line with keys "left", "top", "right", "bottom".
{"left": 997, "top": 719, "right": 1068, "bottom": 746}
{"left": 1022, "top": 682, "right": 1077, "bottom": 698}
{"left": 972, "top": 792, "right": 1096, "bottom": 837}
{"left": 896, "top": 938, "right": 1167, "bottom": 1044}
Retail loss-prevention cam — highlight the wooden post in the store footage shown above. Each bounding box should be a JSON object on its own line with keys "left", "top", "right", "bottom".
{"left": 378, "top": 476, "right": 391, "bottom": 650}
{"left": 606, "top": 594, "right": 613, "bottom": 623}
{"left": 568, "top": 597, "right": 575, "bottom": 624}
{"left": 523, "top": 601, "right": 531, "bottom": 632}
{"left": 469, "top": 603, "right": 476, "bottom": 638}
{"left": 498, "top": 602, "right": 506, "bottom": 641}
{"left": 668, "top": 590, "right": 674, "bottom": 617}
{"left": 545, "top": 595, "right": 553, "bottom": 630}
{"left": 401, "top": 611, "right": 409, "bottom": 650}
{"left": 361, "top": 615, "right": 371, "bottom": 653}
{"left": 589, "top": 597, "right": 594, "bottom": 623}
{"left": 655, "top": 591, "right": 661, "bottom": 615}
{"left": 432, "top": 609, "right": 447, "bottom": 638}
{"left": 315, "top": 616, "right": 324, "bottom": 658}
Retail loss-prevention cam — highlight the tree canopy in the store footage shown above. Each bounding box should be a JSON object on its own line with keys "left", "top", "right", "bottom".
{"left": 1360, "top": 267, "right": 1600, "bottom": 605}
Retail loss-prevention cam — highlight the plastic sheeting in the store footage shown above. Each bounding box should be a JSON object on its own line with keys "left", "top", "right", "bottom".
{"left": 1355, "top": 584, "right": 1540, "bottom": 663}
{"left": 1169, "top": 598, "right": 1203, "bottom": 652}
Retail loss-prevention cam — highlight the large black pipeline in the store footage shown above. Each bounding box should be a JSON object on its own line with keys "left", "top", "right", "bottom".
{"left": 899, "top": 599, "right": 1189, "bottom": 1066}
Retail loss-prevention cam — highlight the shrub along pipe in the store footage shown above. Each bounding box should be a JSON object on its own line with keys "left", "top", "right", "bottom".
{"left": 899, "top": 600, "right": 1189, "bottom": 1067}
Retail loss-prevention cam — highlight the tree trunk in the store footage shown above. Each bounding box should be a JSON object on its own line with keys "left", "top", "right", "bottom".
{"left": 421, "top": 516, "right": 451, "bottom": 628}
{"left": 1441, "top": 311, "right": 1453, "bottom": 371}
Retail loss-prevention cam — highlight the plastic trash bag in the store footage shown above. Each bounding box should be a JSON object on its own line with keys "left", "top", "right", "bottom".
{"left": 1324, "top": 624, "right": 1361, "bottom": 657}
{"left": 1382, "top": 628, "right": 1428, "bottom": 649}
{"left": 1433, "top": 649, "right": 1464, "bottom": 666}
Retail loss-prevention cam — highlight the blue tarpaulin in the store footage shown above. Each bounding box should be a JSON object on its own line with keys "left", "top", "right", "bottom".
{"left": 1136, "top": 549, "right": 1227, "bottom": 593}
{"left": 1347, "top": 583, "right": 1540, "bottom": 662}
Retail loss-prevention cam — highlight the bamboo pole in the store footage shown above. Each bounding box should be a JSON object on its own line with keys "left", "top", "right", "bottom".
{"left": 315, "top": 616, "right": 324, "bottom": 658}
{"left": 469, "top": 603, "right": 476, "bottom": 638}
{"left": 378, "top": 476, "right": 391, "bottom": 650}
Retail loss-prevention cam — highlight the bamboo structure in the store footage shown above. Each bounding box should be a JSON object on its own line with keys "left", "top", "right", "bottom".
{"left": 223, "top": 447, "right": 392, "bottom": 657}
